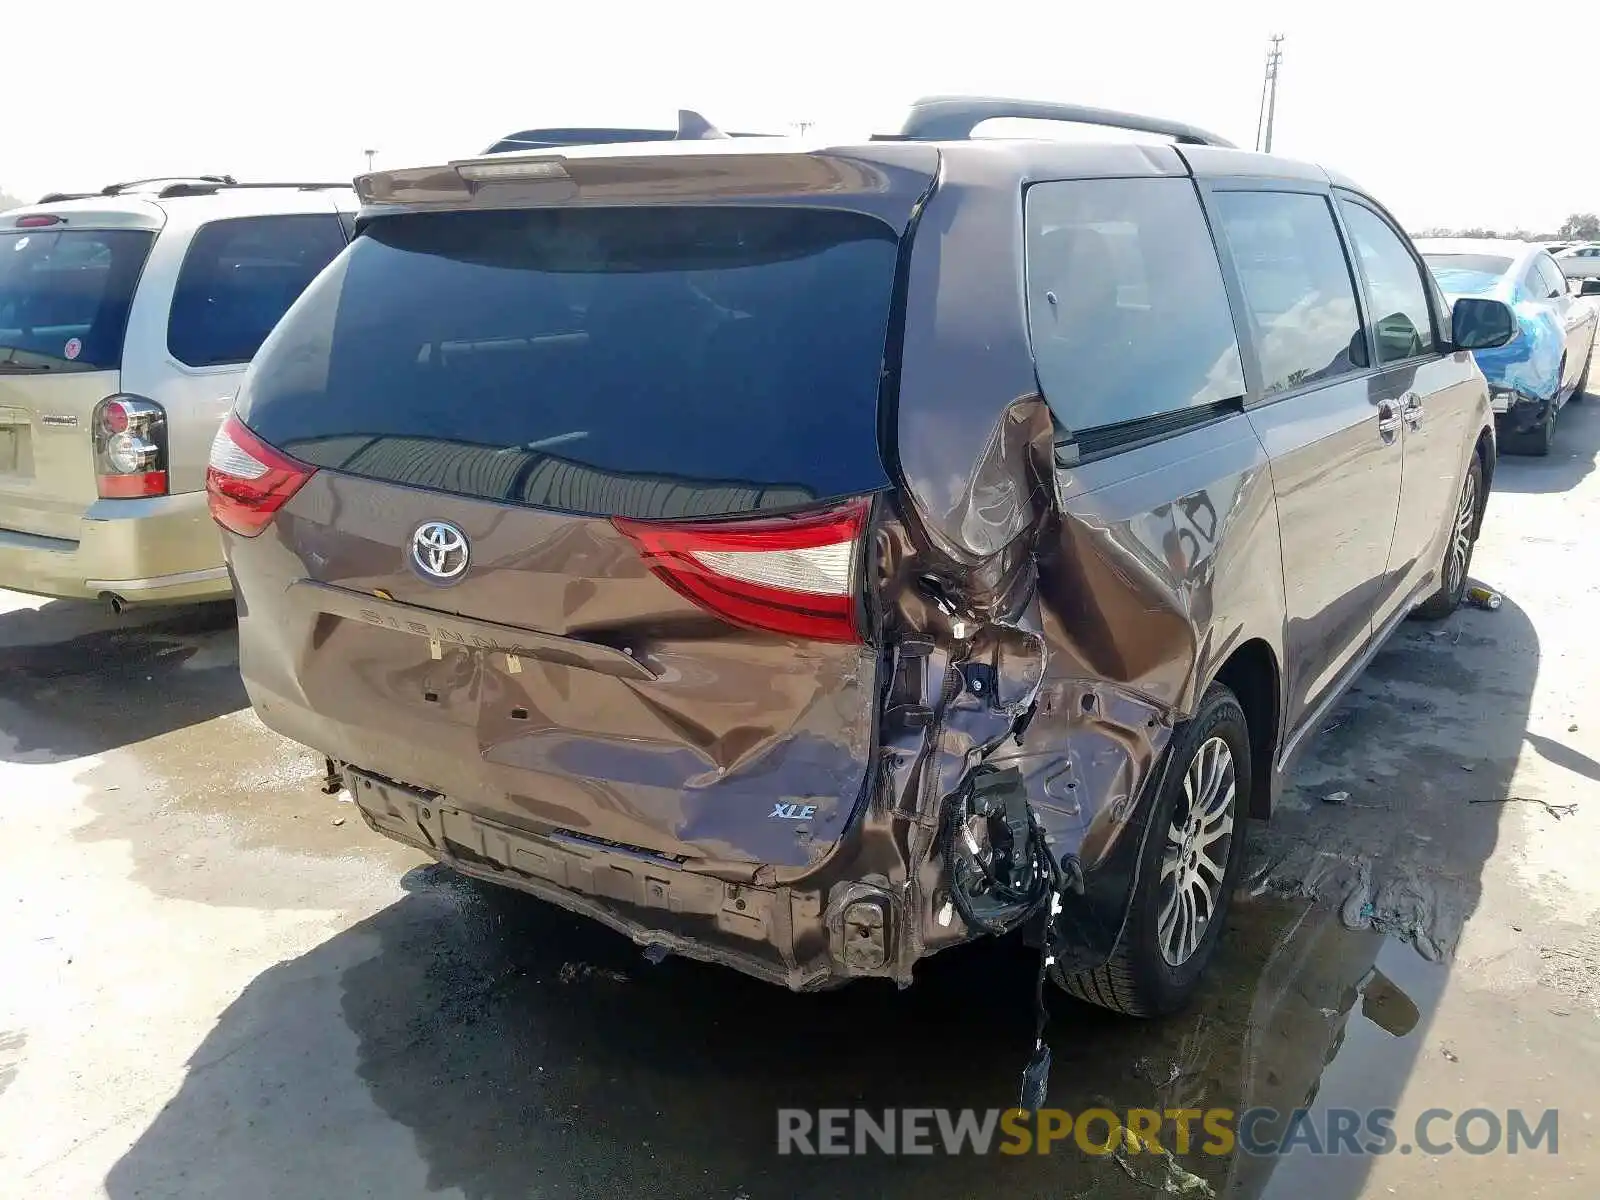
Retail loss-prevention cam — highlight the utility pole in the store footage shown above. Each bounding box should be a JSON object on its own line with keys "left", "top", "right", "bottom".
{"left": 791, "top": 120, "right": 815, "bottom": 138}
{"left": 362, "top": 149, "right": 378, "bottom": 173}
{"left": 1256, "top": 34, "right": 1284, "bottom": 153}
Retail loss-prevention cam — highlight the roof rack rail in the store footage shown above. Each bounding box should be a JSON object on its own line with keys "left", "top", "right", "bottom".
{"left": 101, "top": 175, "right": 236, "bottom": 196}
{"left": 885, "top": 95, "right": 1235, "bottom": 148}
{"left": 37, "top": 192, "right": 96, "bottom": 204}
{"left": 156, "top": 180, "right": 351, "bottom": 198}
{"left": 482, "top": 109, "right": 775, "bottom": 155}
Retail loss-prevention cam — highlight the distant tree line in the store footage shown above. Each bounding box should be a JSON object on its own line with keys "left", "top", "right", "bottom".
{"left": 1413, "top": 213, "right": 1600, "bottom": 242}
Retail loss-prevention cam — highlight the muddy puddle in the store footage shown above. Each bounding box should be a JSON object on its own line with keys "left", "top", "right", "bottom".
{"left": 97, "top": 855, "right": 1457, "bottom": 1199}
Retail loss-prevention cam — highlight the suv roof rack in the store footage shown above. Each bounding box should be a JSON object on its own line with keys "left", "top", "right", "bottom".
{"left": 882, "top": 95, "right": 1235, "bottom": 148}
{"left": 483, "top": 108, "right": 776, "bottom": 154}
{"left": 101, "top": 175, "right": 237, "bottom": 195}
{"left": 154, "top": 180, "right": 350, "bottom": 197}
{"left": 54, "top": 176, "right": 352, "bottom": 200}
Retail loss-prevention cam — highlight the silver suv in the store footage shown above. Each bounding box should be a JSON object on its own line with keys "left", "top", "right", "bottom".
{"left": 0, "top": 178, "right": 355, "bottom": 608}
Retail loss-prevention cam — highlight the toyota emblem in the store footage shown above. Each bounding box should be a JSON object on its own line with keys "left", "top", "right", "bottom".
{"left": 410, "top": 520, "right": 470, "bottom": 583}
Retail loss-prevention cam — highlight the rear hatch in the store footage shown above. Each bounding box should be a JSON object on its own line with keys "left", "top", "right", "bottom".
{"left": 219, "top": 151, "right": 935, "bottom": 871}
{"left": 0, "top": 212, "right": 158, "bottom": 540}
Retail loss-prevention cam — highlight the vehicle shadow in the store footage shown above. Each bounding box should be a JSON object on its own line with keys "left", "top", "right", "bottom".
{"left": 0, "top": 596, "right": 245, "bottom": 764}
{"left": 99, "top": 600, "right": 1540, "bottom": 1200}
{"left": 1490, "top": 393, "right": 1599, "bottom": 493}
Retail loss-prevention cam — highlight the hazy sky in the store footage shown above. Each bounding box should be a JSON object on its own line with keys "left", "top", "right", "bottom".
{"left": 8, "top": 1, "right": 1598, "bottom": 232}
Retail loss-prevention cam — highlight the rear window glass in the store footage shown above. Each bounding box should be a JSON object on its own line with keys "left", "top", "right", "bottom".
{"left": 1024, "top": 178, "right": 1245, "bottom": 439}
{"left": 1422, "top": 254, "right": 1512, "bottom": 295}
{"left": 168, "top": 214, "right": 345, "bottom": 368}
{"left": 238, "top": 206, "right": 899, "bottom": 520}
{"left": 0, "top": 228, "right": 155, "bottom": 371}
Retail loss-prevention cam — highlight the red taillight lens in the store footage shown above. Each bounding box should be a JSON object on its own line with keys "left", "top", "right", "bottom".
{"left": 92, "top": 394, "right": 167, "bottom": 498}
{"left": 205, "top": 415, "right": 315, "bottom": 537}
{"left": 613, "top": 497, "right": 871, "bottom": 643}
{"left": 15, "top": 214, "right": 63, "bottom": 228}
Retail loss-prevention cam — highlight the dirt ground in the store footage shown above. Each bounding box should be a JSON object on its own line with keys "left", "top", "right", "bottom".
{"left": 3, "top": 395, "right": 1599, "bottom": 1199}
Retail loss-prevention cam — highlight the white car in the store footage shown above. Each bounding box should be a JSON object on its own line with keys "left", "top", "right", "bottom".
{"left": 1552, "top": 242, "right": 1600, "bottom": 282}
{"left": 0, "top": 178, "right": 357, "bottom": 608}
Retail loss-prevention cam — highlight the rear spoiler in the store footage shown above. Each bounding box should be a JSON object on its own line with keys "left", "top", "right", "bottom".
{"left": 354, "top": 143, "right": 939, "bottom": 218}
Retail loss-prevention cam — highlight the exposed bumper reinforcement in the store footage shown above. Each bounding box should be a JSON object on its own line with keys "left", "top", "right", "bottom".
{"left": 346, "top": 767, "right": 849, "bottom": 991}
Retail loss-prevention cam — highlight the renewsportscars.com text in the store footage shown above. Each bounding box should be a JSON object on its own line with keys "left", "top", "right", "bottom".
{"left": 777, "top": 1106, "right": 1559, "bottom": 1157}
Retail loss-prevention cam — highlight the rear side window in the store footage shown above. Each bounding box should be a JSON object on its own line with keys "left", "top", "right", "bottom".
{"left": 1534, "top": 257, "right": 1567, "bottom": 299}
{"left": 238, "top": 206, "right": 899, "bottom": 520}
{"left": 168, "top": 214, "right": 345, "bottom": 368}
{"left": 1337, "top": 200, "right": 1438, "bottom": 364}
{"left": 1212, "top": 191, "right": 1366, "bottom": 396}
{"left": 1024, "top": 178, "right": 1245, "bottom": 437}
{"left": 0, "top": 228, "right": 155, "bottom": 371}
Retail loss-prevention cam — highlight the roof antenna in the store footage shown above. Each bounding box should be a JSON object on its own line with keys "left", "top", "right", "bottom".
{"left": 677, "top": 109, "right": 729, "bottom": 140}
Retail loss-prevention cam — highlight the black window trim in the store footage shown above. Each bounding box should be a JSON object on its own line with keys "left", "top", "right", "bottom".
{"left": 1198, "top": 177, "right": 1377, "bottom": 411}
{"left": 1332, "top": 190, "right": 1446, "bottom": 372}
{"left": 1021, "top": 174, "right": 1250, "bottom": 463}
{"left": 165, "top": 212, "right": 349, "bottom": 371}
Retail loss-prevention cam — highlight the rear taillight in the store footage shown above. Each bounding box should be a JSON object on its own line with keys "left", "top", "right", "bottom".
{"left": 613, "top": 497, "right": 872, "bottom": 643}
{"left": 93, "top": 395, "right": 167, "bottom": 498}
{"left": 205, "top": 415, "right": 315, "bottom": 536}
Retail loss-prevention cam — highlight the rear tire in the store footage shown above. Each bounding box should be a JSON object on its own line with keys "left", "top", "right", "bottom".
{"left": 1413, "top": 454, "right": 1482, "bottom": 620}
{"left": 1571, "top": 350, "right": 1591, "bottom": 403}
{"left": 1053, "top": 684, "right": 1251, "bottom": 1017}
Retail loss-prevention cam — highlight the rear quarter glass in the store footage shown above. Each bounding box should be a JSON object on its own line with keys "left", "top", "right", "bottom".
{"left": 0, "top": 228, "right": 156, "bottom": 370}
{"left": 236, "top": 205, "right": 900, "bottom": 520}
{"left": 167, "top": 213, "right": 347, "bottom": 369}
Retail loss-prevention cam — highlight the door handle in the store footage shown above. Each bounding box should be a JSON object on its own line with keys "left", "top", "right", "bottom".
{"left": 1377, "top": 402, "right": 1402, "bottom": 436}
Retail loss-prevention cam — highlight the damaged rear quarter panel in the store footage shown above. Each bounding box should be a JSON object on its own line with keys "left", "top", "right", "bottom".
{"left": 881, "top": 146, "right": 1286, "bottom": 964}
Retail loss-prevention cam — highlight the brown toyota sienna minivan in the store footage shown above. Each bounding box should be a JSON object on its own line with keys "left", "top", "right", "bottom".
{"left": 211, "top": 98, "right": 1517, "bottom": 1016}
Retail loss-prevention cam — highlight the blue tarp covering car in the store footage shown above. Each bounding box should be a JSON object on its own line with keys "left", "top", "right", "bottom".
{"left": 1419, "top": 239, "right": 1598, "bottom": 455}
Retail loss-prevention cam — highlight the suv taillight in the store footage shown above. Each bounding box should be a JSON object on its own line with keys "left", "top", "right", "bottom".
{"left": 93, "top": 395, "right": 168, "bottom": 498}
{"left": 613, "top": 497, "right": 871, "bottom": 643}
{"left": 205, "top": 415, "right": 316, "bottom": 536}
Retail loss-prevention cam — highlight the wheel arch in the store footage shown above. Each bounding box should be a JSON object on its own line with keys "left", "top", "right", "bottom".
{"left": 1473, "top": 425, "right": 1495, "bottom": 534}
{"left": 1210, "top": 637, "right": 1280, "bottom": 821}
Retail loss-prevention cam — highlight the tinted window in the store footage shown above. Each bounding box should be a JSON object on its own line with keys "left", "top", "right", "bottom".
{"left": 238, "top": 206, "right": 899, "bottom": 520}
{"left": 0, "top": 228, "right": 155, "bottom": 371}
{"left": 1338, "top": 201, "right": 1437, "bottom": 364}
{"left": 1213, "top": 191, "right": 1365, "bottom": 396}
{"left": 1024, "top": 178, "right": 1244, "bottom": 436}
{"left": 168, "top": 215, "right": 345, "bottom": 368}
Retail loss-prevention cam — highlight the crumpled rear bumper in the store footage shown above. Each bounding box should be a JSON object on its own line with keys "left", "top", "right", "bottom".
{"left": 344, "top": 759, "right": 1140, "bottom": 993}
{"left": 1490, "top": 386, "right": 1552, "bottom": 435}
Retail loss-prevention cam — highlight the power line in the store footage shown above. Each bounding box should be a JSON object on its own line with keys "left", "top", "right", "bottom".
{"left": 1255, "top": 34, "right": 1284, "bottom": 153}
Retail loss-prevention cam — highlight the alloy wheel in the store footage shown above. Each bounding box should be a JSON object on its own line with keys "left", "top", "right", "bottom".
{"left": 1157, "top": 735, "right": 1236, "bottom": 967}
{"left": 1447, "top": 469, "right": 1476, "bottom": 597}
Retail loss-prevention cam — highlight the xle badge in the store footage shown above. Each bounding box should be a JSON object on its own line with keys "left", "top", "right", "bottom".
{"left": 771, "top": 803, "right": 819, "bottom": 821}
